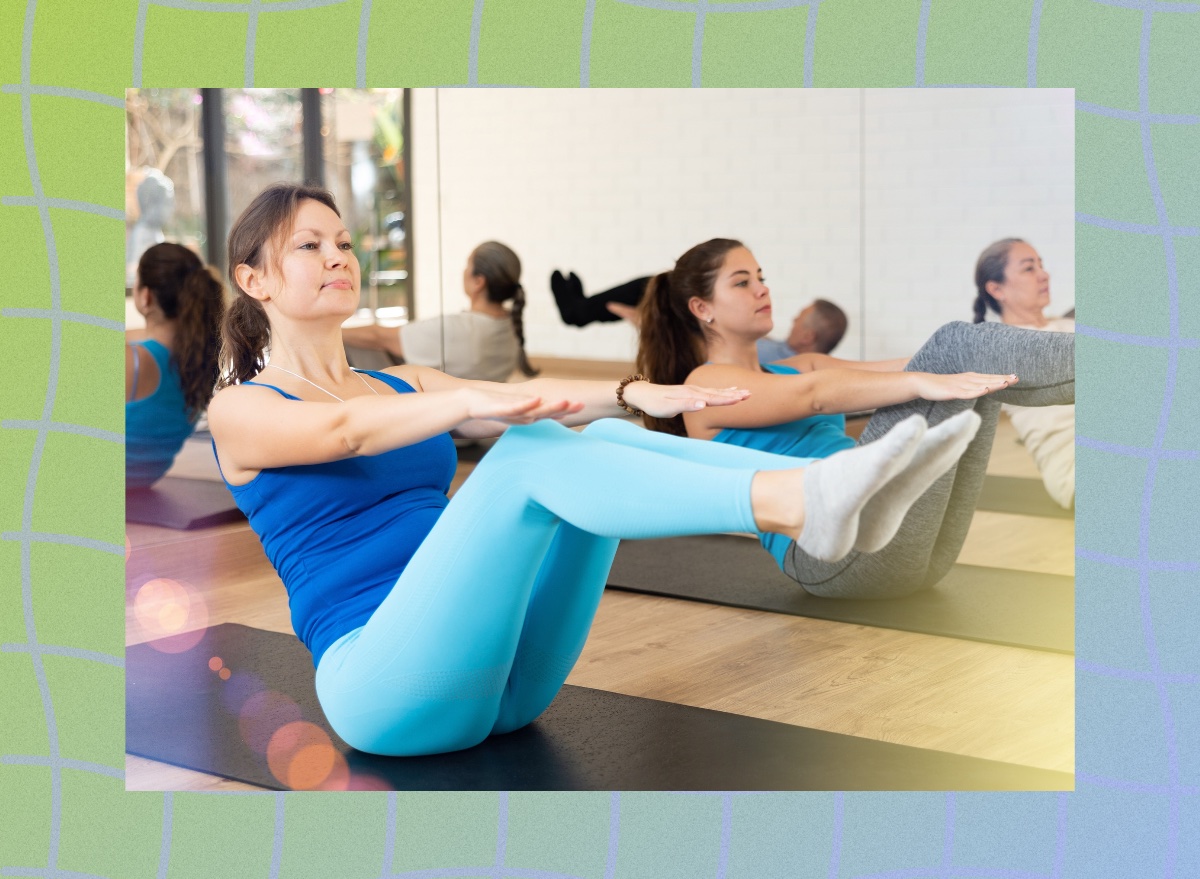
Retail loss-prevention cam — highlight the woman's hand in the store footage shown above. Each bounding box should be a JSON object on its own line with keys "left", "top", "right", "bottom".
{"left": 457, "top": 387, "right": 585, "bottom": 424}
{"left": 622, "top": 381, "right": 751, "bottom": 418}
{"left": 911, "top": 372, "right": 1018, "bottom": 401}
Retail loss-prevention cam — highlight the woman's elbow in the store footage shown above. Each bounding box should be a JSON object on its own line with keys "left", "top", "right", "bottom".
{"left": 332, "top": 408, "right": 369, "bottom": 457}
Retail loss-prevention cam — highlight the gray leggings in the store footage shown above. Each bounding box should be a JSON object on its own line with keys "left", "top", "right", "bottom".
{"left": 783, "top": 320, "right": 1075, "bottom": 599}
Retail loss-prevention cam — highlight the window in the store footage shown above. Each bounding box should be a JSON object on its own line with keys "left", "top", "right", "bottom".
{"left": 124, "top": 88, "right": 411, "bottom": 322}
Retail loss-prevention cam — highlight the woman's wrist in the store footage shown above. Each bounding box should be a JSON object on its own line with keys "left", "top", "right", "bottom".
{"left": 616, "top": 374, "right": 648, "bottom": 416}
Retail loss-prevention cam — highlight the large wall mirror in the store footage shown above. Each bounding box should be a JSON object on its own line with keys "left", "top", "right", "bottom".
{"left": 408, "top": 88, "right": 1073, "bottom": 368}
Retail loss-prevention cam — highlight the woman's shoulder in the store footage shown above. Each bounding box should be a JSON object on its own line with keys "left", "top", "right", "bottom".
{"left": 128, "top": 337, "right": 169, "bottom": 359}
{"left": 208, "top": 380, "right": 292, "bottom": 414}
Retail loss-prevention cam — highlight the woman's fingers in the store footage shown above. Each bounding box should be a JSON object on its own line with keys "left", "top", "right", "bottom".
{"left": 971, "top": 373, "right": 1018, "bottom": 395}
{"left": 922, "top": 372, "right": 1019, "bottom": 401}
{"left": 488, "top": 397, "right": 585, "bottom": 424}
{"left": 675, "top": 385, "right": 752, "bottom": 410}
{"left": 695, "top": 385, "right": 753, "bottom": 403}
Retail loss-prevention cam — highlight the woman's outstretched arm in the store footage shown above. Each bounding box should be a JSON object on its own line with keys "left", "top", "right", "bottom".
{"left": 403, "top": 365, "right": 750, "bottom": 437}
{"left": 208, "top": 379, "right": 580, "bottom": 483}
{"left": 210, "top": 365, "right": 752, "bottom": 479}
{"left": 680, "top": 362, "right": 1015, "bottom": 439}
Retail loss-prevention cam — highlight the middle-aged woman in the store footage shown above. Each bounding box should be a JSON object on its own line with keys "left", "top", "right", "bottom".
{"left": 206, "top": 184, "right": 981, "bottom": 757}
{"left": 972, "top": 238, "right": 1075, "bottom": 509}
{"left": 342, "top": 241, "right": 537, "bottom": 381}
{"left": 636, "top": 238, "right": 1075, "bottom": 600}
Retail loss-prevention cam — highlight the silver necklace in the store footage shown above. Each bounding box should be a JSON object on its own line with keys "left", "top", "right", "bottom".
{"left": 265, "top": 364, "right": 379, "bottom": 402}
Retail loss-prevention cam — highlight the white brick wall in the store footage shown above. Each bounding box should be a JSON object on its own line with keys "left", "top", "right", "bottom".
{"left": 411, "top": 88, "right": 1074, "bottom": 362}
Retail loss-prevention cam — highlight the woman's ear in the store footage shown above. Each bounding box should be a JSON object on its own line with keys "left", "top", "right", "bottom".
{"left": 466, "top": 271, "right": 486, "bottom": 298}
{"left": 687, "top": 296, "right": 711, "bottom": 324}
{"left": 132, "top": 283, "right": 154, "bottom": 314}
{"left": 985, "top": 279, "right": 1004, "bottom": 302}
{"left": 235, "top": 263, "right": 270, "bottom": 302}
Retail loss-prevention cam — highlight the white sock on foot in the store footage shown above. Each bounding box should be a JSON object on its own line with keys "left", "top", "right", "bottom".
{"left": 795, "top": 415, "right": 927, "bottom": 563}
{"left": 853, "top": 409, "right": 982, "bottom": 554}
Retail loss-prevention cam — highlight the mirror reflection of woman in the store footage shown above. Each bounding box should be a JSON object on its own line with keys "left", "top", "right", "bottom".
{"left": 125, "top": 242, "right": 224, "bottom": 488}
{"left": 636, "top": 238, "right": 1075, "bottom": 600}
{"left": 341, "top": 241, "right": 537, "bottom": 382}
{"left": 972, "top": 238, "right": 1075, "bottom": 509}
{"left": 207, "top": 184, "right": 978, "bottom": 758}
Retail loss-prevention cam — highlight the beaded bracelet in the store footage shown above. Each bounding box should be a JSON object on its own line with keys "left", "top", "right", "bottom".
{"left": 616, "top": 373, "right": 646, "bottom": 416}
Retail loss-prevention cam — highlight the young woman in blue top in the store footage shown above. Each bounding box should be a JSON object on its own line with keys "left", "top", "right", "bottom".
{"left": 206, "top": 184, "right": 1002, "bottom": 758}
{"left": 636, "top": 238, "right": 1075, "bottom": 600}
{"left": 125, "top": 242, "right": 224, "bottom": 488}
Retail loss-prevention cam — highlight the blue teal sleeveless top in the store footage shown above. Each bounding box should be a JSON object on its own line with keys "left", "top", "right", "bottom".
{"left": 125, "top": 339, "right": 197, "bottom": 488}
{"left": 217, "top": 370, "right": 457, "bottom": 666}
{"left": 712, "top": 362, "right": 856, "bottom": 567}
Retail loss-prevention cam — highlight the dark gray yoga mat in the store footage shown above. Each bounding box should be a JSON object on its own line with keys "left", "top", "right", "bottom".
{"left": 126, "top": 477, "right": 245, "bottom": 530}
{"left": 126, "top": 624, "right": 1071, "bottom": 791}
{"left": 607, "top": 535, "right": 1073, "bottom": 653}
{"left": 977, "top": 475, "right": 1074, "bottom": 519}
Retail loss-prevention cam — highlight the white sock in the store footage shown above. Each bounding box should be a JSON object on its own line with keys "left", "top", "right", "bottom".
{"left": 795, "top": 415, "right": 926, "bottom": 563}
{"left": 853, "top": 409, "right": 982, "bottom": 554}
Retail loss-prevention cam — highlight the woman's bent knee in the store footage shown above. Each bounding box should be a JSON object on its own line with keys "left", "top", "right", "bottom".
{"left": 323, "top": 698, "right": 498, "bottom": 757}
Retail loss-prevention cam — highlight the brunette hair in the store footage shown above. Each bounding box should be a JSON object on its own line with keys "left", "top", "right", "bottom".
{"left": 636, "top": 238, "right": 744, "bottom": 436}
{"left": 218, "top": 183, "right": 340, "bottom": 388}
{"left": 972, "top": 237, "right": 1024, "bottom": 323}
{"left": 136, "top": 242, "right": 225, "bottom": 417}
{"left": 469, "top": 240, "right": 539, "bottom": 377}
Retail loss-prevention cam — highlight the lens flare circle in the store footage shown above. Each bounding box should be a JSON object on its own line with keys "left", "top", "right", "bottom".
{"left": 238, "top": 689, "right": 302, "bottom": 754}
{"left": 133, "top": 578, "right": 209, "bottom": 652}
{"left": 266, "top": 721, "right": 349, "bottom": 790}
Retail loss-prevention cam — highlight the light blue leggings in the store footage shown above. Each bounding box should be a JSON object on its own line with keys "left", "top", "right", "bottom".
{"left": 314, "top": 417, "right": 811, "bottom": 756}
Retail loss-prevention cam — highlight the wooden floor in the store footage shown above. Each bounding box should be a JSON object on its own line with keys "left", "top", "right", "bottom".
{"left": 126, "top": 367, "right": 1074, "bottom": 791}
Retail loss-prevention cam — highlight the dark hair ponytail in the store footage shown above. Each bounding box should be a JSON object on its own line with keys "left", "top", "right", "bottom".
{"left": 218, "top": 183, "right": 340, "bottom": 388}
{"left": 509, "top": 283, "right": 539, "bottom": 377}
{"left": 973, "top": 237, "right": 1023, "bottom": 323}
{"left": 218, "top": 296, "right": 272, "bottom": 389}
{"left": 470, "top": 241, "right": 538, "bottom": 377}
{"left": 136, "top": 242, "right": 225, "bottom": 418}
{"left": 637, "top": 238, "right": 743, "bottom": 436}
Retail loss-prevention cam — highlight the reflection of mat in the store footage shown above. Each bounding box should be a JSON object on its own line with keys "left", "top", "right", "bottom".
{"left": 126, "top": 624, "right": 1070, "bottom": 791}
{"left": 125, "top": 477, "right": 244, "bottom": 530}
{"left": 977, "top": 475, "right": 1073, "bottom": 518}
{"left": 607, "top": 535, "right": 1073, "bottom": 653}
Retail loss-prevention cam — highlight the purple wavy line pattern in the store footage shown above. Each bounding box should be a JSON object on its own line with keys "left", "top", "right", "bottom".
{"left": 1, "top": 0, "right": 1197, "bottom": 877}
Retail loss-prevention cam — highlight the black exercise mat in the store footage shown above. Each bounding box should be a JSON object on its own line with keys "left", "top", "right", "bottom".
{"left": 126, "top": 624, "right": 1071, "bottom": 791}
{"left": 977, "top": 475, "right": 1074, "bottom": 519}
{"left": 125, "top": 477, "right": 245, "bottom": 530}
{"left": 607, "top": 535, "right": 1073, "bottom": 653}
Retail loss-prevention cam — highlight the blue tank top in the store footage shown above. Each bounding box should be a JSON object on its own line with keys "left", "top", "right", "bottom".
{"left": 126, "top": 339, "right": 197, "bottom": 488}
{"left": 712, "top": 362, "right": 856, "bottom": 567}
{"left": 217, "top": 370, "right": 458, "bottom": 666}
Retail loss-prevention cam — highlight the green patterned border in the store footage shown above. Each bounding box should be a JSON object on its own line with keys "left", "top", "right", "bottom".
{"left": 2, "top": 1, "right": 1198, "bottom": 877}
